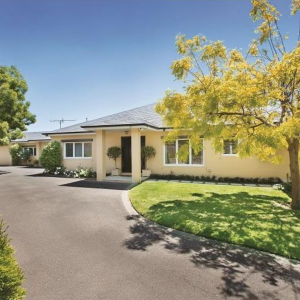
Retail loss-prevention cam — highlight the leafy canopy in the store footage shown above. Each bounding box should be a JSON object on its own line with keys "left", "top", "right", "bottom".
{"left": 0, "top": 66, "right": 36, "bottom": 145}
{"left": 156, "top": 0, "right": 300, "bottom": 165}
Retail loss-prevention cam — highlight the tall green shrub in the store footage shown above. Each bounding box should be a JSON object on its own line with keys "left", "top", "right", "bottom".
{"left": 9, "top": 144, "right": 22, "bottom": 166}
{"left": 40, "top": 141, "right": 62, "bottom": 173}
{"left": 0, "top": 218, "right": 26, "bottom": 300}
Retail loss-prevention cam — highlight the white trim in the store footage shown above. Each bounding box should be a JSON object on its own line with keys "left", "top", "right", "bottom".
{"left": 63, "top": 142, "right": 92, "bottom": 159}
{"left": 163, "top": 138, "right": 205, "bottom": 167}
{"left": 84, "top": 125, "right": 161, "bottom": 131}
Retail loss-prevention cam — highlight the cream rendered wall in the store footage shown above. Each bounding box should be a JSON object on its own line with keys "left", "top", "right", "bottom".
{"left": 50, "top": 134, "right": 97, "bottom": 170}
{"left": 0, "top": 146, "right": 11, "bottom": 165}
{"left": 145, "top": 131, "right": 290, "bottom": 180}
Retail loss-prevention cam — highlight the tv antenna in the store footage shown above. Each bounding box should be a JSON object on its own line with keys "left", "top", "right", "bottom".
{"left": 50, "top": 118, "right": 76, "bottom": 129}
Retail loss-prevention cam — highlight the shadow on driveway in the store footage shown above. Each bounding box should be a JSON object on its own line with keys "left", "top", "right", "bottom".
{"left": 124, "top": 214, "right": 300, "bottom": 300}
{"left": 60, "top": 180, "right": 132, "bottom": 191}
{"left": 0, "top": 170, "right": 10, "bottom": 175}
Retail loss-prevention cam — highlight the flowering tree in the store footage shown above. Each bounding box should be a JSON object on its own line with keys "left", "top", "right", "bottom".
{"left": 156, "top": 0, "right": 300, "bottom": 209}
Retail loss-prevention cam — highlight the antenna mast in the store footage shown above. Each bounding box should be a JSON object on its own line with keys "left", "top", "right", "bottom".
{"left": 50, "top": 118, "right": 76, "bottom": 129}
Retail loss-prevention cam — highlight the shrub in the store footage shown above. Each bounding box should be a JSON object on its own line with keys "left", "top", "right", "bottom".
{"left": 106, "top": 146, "right": 122, "bottom": 168}
{"left": 141, "top": 146, "right": 156, "bottom": 169}
{"left": 9, "top": 144, "right": 22, "bottom": 166}
{"left": 74, "top": 165, "right": 96, "bottom": 178}
{"left": 0, "top": 218, "right": 26, "bottom": 300}
{"left": 149, "top": 173, "right": 282, "bottom": 185}
{"left": 40, "top": 141, "right": 62, "bottom": 173}
{"left": 20, "top": 149, "right": 31, "bottom": 165}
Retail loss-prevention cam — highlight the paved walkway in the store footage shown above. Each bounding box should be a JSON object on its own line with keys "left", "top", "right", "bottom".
{"left": 0, "top": 166, "right": 299, "bottom": 300}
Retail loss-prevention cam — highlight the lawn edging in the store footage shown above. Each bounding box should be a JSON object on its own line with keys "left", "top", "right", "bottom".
{"left": 127, "top": 180, "right": 300, "bottom": 263}
{"left": 122, "top": 189, "right": 299, "bottom": 263}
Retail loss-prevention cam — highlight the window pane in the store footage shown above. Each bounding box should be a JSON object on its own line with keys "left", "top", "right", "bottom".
{"left": 84, "top": 143, "right": 92, "bottom": 157}
{"left": 33, "top": 148, "right": 37, "bottom": 156}
{"left": 28, "top": 148, "right": 33, "bottom": 156}
{"left": 75, "top": 143, "right": 82, "bottom": 157}
{"left": 231, "top": 141, "right": 237, "bottom": 154}
{"left": 192, "top": 149, "right": 203, "bottom": 164}
{"left": 165, "top": 142, "right": 176, "bottom": 164}
{"left": 223, "top": 140, "right": 237, "bottom": 154}
{"left": 66, "top": 143, "right": 73, "bottom": 157}
{"left": 178, "top": 140, "right": 189, "bottom": 164}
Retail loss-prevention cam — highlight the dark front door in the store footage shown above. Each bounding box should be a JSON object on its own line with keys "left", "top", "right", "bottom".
{"left": 121, "top": 137, "right": 131, "bottom": 173}
{"left": 121, "top": 136, "right": 146, "bottom": 173}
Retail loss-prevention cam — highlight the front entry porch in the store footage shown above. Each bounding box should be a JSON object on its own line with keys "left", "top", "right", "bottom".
{"left": 95, "top": 127, "right": 155, "bottom": 183}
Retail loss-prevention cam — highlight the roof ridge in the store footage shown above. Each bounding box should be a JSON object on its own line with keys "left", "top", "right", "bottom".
{"left": 84, "top": 102, "right": 157, "bottom": 126}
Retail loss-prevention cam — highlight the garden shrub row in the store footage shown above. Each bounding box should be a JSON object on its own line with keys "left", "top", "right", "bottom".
{"left": 149, "top": 173, "right": 282, "bottom": 184}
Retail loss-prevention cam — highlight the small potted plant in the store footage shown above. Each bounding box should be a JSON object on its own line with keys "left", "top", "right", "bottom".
{"left": 33, "top": 159, "right": 39, "bottom": 167}
{"left": 141, "top": 146, "right": 156, "bottom": 177}
{"left": 107, "top": 146, "right": 122, "bottom": 176}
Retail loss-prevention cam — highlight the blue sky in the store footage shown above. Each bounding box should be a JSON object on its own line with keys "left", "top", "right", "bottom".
{"left": 0, "top": 0, "right": 297, "bottom": 131}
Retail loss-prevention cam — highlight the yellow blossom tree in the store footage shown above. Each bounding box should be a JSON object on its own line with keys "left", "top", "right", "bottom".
{"left": 156, "top": 0, "right": 300, "bottom": 209}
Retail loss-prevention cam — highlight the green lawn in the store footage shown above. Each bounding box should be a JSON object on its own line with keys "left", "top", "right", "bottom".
{"left": 130, "top": 182, "right": 300, "bottom": 260}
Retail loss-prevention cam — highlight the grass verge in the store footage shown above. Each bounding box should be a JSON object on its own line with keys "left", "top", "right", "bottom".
{"left": 129, "top": 182, "right": 300, "bottom": 260}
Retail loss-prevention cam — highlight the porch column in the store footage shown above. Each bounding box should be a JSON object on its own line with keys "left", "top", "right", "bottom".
{"left": 131, "top": 128, "right": 141, "bottom": 183}
{"left": 36, "top": 142, "right": 40, "bottom": 158}
{"left": 96, "top": 130, "right": 106, "bottom": 181}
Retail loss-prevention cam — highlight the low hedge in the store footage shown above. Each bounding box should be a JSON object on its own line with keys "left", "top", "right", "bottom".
{"left": 149, "top": 173, "right": 282, "bottom": 185}
{"left": 0, "top": 218, "right": 26, "bottom": 300}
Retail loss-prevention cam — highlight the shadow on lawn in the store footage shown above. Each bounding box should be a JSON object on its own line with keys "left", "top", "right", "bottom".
{"left": 124, "top": 191, "right": 300, "bottom": 299}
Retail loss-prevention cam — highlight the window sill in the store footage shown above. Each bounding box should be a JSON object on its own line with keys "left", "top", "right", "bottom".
{"left": 64, "top": 157, "right": 92, "bottom": 160}
{"left": 163, "top": 164, "right": 205, "bottom": 167}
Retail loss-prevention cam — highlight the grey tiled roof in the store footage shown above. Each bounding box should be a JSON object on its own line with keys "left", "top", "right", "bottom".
{"left": 13, "top": 132, "right": 51, "bottom": 142}
{"left": 82, "top": 103, "right": 165, "bottom": 129}
{"left": 45, "top": 103, "right": 166, "bottom": 135}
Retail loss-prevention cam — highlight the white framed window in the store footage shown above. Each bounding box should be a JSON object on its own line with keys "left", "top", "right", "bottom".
{"left": 164, "top": 139, "right": 204, "bottom": 166}
{"left": 64, "top": 142, "right": 92, "bottom": 159}
{"left": 22, "top": 147, "right": 37, "bottom": 156}
{"left": 223, "top": 140, "right": 238, "bottom": 155}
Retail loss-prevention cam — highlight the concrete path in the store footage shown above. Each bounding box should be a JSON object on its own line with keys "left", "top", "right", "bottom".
{"left": 0, "top": 166, "right": 299, "bottom": 300}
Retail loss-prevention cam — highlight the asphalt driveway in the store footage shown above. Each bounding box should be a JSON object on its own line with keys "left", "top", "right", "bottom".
{"left": 0, "top": 166, "right": 299, "bottom": 300}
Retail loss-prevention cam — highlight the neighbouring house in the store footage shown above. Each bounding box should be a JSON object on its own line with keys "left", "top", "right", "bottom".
{"left": 0, "top": 132, "right": 51, "bottom": 166}
{"left": 44, "top": 103, "right": 290, "bottom": 182}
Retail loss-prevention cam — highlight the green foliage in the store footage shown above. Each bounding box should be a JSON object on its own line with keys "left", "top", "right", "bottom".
{"left": 106, "top": 146, "right": 122, "bottom": 168}
{"left": 156, "top": 0, "right": 300, "bottom": 209}
{"left": 54, "top": 165, "right": 96, "bottom": 178}
{"left": 130, "top": 182, "right": 300, "bottom": 260}
{"left": 149, "top": 173, "right": 281, "bottom": 185}
{"left": 40, "top": 141, "right": 62, "bottom": 173}
{"left": 0, "top": 218, "right": 26, "bottom": 300}
{"left": 20, "top": 149, "right": 31, "bottom": 164}
{"left": 141, "top": 146, "right": 156, "bottom": 167}
{"left": 0, "top": 66, "right": 36, "bottom": 145}
{"left": 9, "top": 144, "right": 21, "bottom": 166}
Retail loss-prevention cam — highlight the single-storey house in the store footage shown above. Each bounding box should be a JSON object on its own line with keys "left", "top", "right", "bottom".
{"left": 0, "top": 132, "right": 50, "bottom": 166}
{"left": 43, "top": 103, "right": 290, "bottom": 183}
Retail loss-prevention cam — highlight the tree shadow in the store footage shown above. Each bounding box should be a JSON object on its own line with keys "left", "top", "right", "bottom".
{"left": 124, "top": 214, "right": 300, "bottom": 300}
{"left": 60, "top": 180, "right": 132, "bottom": 191}
{"left": 0, "top": 170, "right": 10, "bottom": 175}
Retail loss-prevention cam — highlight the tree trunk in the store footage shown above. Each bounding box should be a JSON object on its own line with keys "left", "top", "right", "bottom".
{"left": 287, "top": 138, "right": 300, "bottom": 210}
